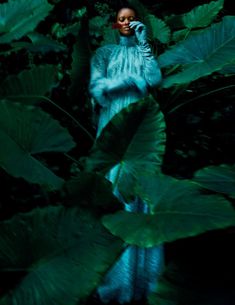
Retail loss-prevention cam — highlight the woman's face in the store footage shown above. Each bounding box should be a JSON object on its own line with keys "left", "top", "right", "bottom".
{"left": 116, "top": 8, "right": 136, "bottom": 36}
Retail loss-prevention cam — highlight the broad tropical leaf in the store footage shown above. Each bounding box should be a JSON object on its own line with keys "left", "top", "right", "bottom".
{"left": 183, "top": 0, "right": 224, "bottom": 29}
{"left": 65, "top": 172, "right": 122, "bottom": 215}
{"left": 0, "top": 100, "right": 75, "bottom": 189}
{"left": 219, "top": 61, "right": 235, "bottom": 75}
{"left": 85, "top": 96, "right": 166, "bottom": 200}
{"left": 0, "top": 206, "right": 123, "bottom": 305}
{"left": 0, "top": 65, "right": 58, "bottom": 104}
{"left": 193, "top": 164, "right": 235, "bottom": 197}
{"left": 10, "top": 32, "right": 66, "bottom": 53}
{"left": 159, "top": 16, "right": 235, "bottom": 87}
{"left": 102, "top": 174, "right": 235, "bottom": 247}
{"left": 146, "top": 14, "right": 171, "bottom": 44}
{"left": 0, "top": 0, "right": 53, "bottom": 44}
{"left": 172, "top": 28, "right": 189, "bottom": 42}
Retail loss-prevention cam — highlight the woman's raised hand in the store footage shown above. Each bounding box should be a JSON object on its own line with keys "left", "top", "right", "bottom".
{"left": 129, "top": 21, "right": 147, "bottom": 44}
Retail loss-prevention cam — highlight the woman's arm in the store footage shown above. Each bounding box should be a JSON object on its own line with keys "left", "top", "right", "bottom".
{"left": 130, "top": 21, "right": 162, "bottom": 88}
{"left": 90, "top": 46, "right": 148, "bottom": 105}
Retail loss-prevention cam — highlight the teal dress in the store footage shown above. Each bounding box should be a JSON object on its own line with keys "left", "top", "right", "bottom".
{"left": 89, "top": 34, "right": 164, "bottom": 303}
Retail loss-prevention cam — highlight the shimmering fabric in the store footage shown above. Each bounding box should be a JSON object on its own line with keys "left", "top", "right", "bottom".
{"left": 89, "top": 34, "right": 164, "bottom": 304}
{"left": 89, "top": 35, "right": 161, "bottom": 136}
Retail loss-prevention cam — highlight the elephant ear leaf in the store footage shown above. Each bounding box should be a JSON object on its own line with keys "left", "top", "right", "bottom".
{"left": 85, "top": 96, "right": 166, "bottom": 201}
{"left": 183, "top": 0, "right": 224, "bottom": 29}
{"left": 0, "top": 206, "right": 123, "bottom": 305}
{"left": 159, "top": 16, "right": 235, "bottom": 87}
{"left": 193, "top": 164, "right": 235, "bottom": 198}
{"left": 0, "top": 65, "right": 58, "bottom": 104}
{"left": 102, "top": 174, "right": 235, "bottom": 247}
{"left": 146, "top": 14, "right": 171, "bottom": 44}
{"left": 0, "top": 0, "right": 53, "bottom": 44}
{"left": 0, "top": 100, "right": 75, "bottom": 190}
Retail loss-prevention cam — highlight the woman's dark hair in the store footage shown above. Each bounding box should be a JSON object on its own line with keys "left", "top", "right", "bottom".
{"left": 114, "top": 3, "right": 139, "bottom": 19}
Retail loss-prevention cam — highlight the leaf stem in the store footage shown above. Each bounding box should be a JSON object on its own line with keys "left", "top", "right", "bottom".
{"left": 7, "top": 95, "right": 95, "bottom": 142}
{"left": 168, "top": 84, "right": 235, "bottom": 114}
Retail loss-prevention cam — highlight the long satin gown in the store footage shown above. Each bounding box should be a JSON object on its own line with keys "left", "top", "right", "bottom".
{"left": 89, "top": 34, "right": 164, "bottom": 304}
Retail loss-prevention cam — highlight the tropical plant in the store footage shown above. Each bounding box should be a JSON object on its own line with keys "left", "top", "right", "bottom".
{"left": 0, "top": 0, "right": 234, "bottom": 304}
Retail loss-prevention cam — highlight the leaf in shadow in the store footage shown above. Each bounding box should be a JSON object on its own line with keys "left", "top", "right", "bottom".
{"left": 0, "top": 206, "right": 123, "bottom": 305}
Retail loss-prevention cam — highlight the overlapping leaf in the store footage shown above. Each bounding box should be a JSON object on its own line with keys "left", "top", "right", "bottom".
{"left": 0, "top": 100, "right": 75, "bottom": 189}
{"left": 159, "top": 16, "right": 235, "bottom": 87}
{"left": 0, "top": 0, "right": 53, "bottom": 44}
{"left": 183, "top": 0, "right": 224, "bottom": 29}
{"left": 85, "top": 96, "right": 166, "bottom": 200}
{"left": 0, "top": 206, "right": 123, "bottom": 305}
{"left": 193, "top": 164, "right": 235, "bottom": 197}
{"left": 0, "top": 65, "right": 57, "bottom": 104}
{"left": 102, "top": 174, "right": 235, "bottom": 247}
{"left": 146, "top": 14, "right": 171, "bottom": 44}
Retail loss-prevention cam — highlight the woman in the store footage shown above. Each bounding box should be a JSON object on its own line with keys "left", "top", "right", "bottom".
{"left": 89, "top": 5, "right": 164, "bottom": 304}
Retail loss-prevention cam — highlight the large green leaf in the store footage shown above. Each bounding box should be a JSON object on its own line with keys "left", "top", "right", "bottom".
{"left": 158, "top": 16, "right": 235, "bottom": 87}
{"left": 0, "top": 206, "right": 123, "bottom": 305}
{"left": 182, "top": 0, "right": 224, "bottom": 29}
{"left": 193, "top": 164, "right": 235, "bottom": 197}
{"left": 65, "top": 172, "right": 122, "bottom": 215}
{"left": 0, "top": 65, "right": 57, "bottom": 104}
{"left": 146, "top": 14, "right": 171, "bottom": 44}
{"left": 0, "top": 100, "right": 75, "bottom": 189}
{"left": 219, "top": 60, "right": 235, "bottom": 75}
{"left": 102, "top": 174, "right": 235, "bottom": 247}
{"left": 10, "top": 32, "right": 66, "bottom": 54}
{"left": 85, "top": 96, "right": 166, "bottom": 200}
{"left": 9, "top": 32, "right": 66, "bottom": 54}
{"left": 0, "top": 0, "right": 53, "bottom": 44}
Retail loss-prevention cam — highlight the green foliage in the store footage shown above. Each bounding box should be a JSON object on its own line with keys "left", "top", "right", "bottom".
{"left": 159, "top": 16, "right": 235, "bottom": 87}
{"left": 0, "top": 65, "right": 58, "bottom": 103}
{"left": 85, "top": 96, "right": 166, "bottom": 200}
{"left": 146, "top": 14, "right": 171, "bottom": 44}
{"left": 68, "top": 32, "right": 90, "bottom": 99}
{"left": 65, "top": 172, "right": 122, "bottom": 215}
{"left": 19, "top": 32, "right": 66, "bottom": 53}
{"left": 0, "top": 100, "right": 75, "bottom": 190}
{"left": 193, "top": 164, "right": 235, "bottom": 197}
{"left": 0, "top": 0, "right": 234, "bottom": 303}
{"left": 182, "top": 0, "right": 224, "bottom": 29}
{"left": 0, "top": 206, "right": 123, "bottom": 305}
{"left": 102, "top": 173, "right": 235, "bottom": 247}
{"left": 0, "top": 0, "right": 53, "bottom": 44}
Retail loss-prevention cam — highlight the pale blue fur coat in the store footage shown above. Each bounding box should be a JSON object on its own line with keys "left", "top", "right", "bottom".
{"left": 89, "top": 34, "right": 164, "bottom": 304}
